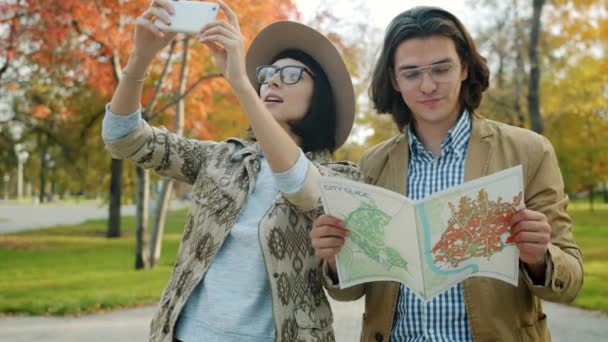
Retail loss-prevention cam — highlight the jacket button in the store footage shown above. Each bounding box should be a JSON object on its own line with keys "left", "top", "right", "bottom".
{"left": 375, "top": 332, "right": 383, "bottom": 341}
{"left": 273, "top": 273, "right": 279, "bottom": 278}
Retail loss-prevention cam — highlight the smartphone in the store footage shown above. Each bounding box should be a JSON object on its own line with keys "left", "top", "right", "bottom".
{"left": 154, "top": 1, "right": 219, "bottom": 35}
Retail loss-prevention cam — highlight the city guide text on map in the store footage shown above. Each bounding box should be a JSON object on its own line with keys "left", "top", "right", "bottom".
{"left": 318, "top": 165, "right": 524, "bottom": 301}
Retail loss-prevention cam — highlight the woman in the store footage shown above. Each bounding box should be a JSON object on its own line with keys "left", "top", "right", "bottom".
{"left": 102, "top": 1, "right": 360, "bottom": 341}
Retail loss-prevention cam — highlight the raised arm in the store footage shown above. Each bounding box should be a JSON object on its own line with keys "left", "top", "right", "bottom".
{"left": 198, "top": 1, "right": 300, "bottom": 174}
{"left": 110, "top": 0, "right": 177, "bottom": 115}
{"left": 103, "top": 0, "right": 217, "bottom": 185}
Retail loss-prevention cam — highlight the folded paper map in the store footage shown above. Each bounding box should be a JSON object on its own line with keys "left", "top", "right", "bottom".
{"left": 318, "top": 165, "right": 524, "bottom": 301}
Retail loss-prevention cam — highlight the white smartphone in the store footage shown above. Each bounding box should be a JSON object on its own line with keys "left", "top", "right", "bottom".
{"left": 154, "top": 1, "right": 219, "bottom": 35}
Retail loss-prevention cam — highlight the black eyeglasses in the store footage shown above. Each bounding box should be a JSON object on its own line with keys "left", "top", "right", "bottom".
{"left": 255, "top": 65, "right": 314, "bottom": 85}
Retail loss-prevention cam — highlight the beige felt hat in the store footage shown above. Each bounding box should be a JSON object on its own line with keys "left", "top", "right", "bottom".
{"left": 245, "top": 21, "right": 355, "bottom": 149}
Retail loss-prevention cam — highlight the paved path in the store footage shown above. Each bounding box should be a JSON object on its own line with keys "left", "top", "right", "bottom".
{"left": 0, "top": 200, "right": 188, "bottom": 234}
{"left": 0, "top": 202, "right": 606, "bottom": 341}
{"left": 0, "top": 299, "right": 607, "bottom": 341}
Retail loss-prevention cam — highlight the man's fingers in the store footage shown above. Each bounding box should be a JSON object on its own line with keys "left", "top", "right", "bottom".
{"left": 512, "top": 231, "right": 550, "bottom": 244}
{"left": 517, "top": 242, "right": 546, "bottom": 261}
{"left": 310, "top": 225, "right": 348, "bottom": 240}
{"left": 315, "top": 247, "right": 342, "bottom": 259}
{"left": 313, "top": 215, "right": 344, "bottom": 229}
{"left": 510, "top": 220, "right": 550, "bottom": 236}
{"left": 511, "top": 209, "right": 546, "bottom": 225}
{"left": 310, "top": 214, "right": 347, "bottom": 262}
{"left": 311, "top": 237, "right": 345, "bottom": 250}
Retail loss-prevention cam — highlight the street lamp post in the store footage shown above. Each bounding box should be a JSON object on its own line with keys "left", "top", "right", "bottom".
{"left": 3, "top": 174, "right": 9, "bottom": 200}
{"left": 15, "top": 145, "right": 29, "bottom": 200}
{"left": 47, "top": 158, "right": 55, "bottom": 202}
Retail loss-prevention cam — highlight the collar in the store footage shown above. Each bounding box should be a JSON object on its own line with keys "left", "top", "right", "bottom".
{"left": 408, "top": 110, "right": 472, "bottom": 159}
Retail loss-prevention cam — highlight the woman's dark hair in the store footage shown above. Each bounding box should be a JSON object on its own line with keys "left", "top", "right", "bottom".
{"left": 253, "top": 49, "right": 337, "bottom": 153}
{"left": 370, "top": 6, "right": 490, "bottom": 131}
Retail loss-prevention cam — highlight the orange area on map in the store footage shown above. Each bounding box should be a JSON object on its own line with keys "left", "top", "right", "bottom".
{"left": 431, "top": 189, "right": 523, "bottom": 268}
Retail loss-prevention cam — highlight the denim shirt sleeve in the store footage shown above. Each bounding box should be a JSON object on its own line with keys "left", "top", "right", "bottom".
{"left": 272, "top": 149, "right": 309, "bottom": 195}
{"left": 102, "top": 103, "right": 142, "bottom": 142}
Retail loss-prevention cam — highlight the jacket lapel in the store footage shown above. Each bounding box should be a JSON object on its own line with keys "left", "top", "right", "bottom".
{"left": 379, "top": 133, "right": 409, "bottom": 195}
{"left": 464, "top": 116, "right": 493, "bottom": 181}
{"left": 378, "top": 117, "right": 494, "bottom": 193}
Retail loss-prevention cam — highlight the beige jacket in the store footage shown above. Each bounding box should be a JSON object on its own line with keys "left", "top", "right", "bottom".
{"left": 326, "top": 116, "right": 583, "bottom": 342}
{"left": 105, "top": 120, "right": 362, "bottom": 342}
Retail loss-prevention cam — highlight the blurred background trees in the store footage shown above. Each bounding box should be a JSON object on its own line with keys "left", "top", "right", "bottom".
{"left": 1, "top": 0, "right": 606, "bottom": 267}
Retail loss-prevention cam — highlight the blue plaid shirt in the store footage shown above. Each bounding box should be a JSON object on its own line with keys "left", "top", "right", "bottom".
{"left": 391, "top": 111, "right": 473, "bottom": 341}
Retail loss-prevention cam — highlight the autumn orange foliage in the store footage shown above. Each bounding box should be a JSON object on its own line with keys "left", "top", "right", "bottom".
{"left": 5, "top": 0, "right": 297, "bottom": 140}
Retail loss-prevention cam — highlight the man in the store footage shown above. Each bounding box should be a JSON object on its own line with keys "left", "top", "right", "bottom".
{"left": 310, "top": 7, "right": 583, "bottom": 342}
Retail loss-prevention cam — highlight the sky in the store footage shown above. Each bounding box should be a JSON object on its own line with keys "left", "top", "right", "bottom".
{"left": 291, "top": 1, "right": 470, "bottom": 142}
{"left": 294, "top": 0, "right": 468, "bottom": 31}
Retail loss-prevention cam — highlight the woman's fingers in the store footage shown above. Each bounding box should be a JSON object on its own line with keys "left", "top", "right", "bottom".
{"left": 201, "top": 40, "right": 225, "bottom": 54}
{"left": 137, "top": 4, "right": 174, "bottom": 38}
{"left": 151, "top": 0, "right": 175, "bottom": 15}
{"left": 136, "top": 16, "right": 166, "bottom": 38}
{"left": 146, "top": 6, "right": 172, "bottom": 26}
{"left": 199, "top": 24, "right": 245, "bottom": 53}
{"left": 199, "top": 34, "right": 234, "bottom": 49}
{"left": 218, "top": 0, "right": 240, "bottom": 32}
{"left": 200, "top": 21, "right": 241, "bottom": 39}
{"left": 200, "top": 24, "right": 240, "bottom": 41}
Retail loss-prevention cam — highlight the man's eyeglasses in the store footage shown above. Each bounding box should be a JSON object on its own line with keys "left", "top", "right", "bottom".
{"left": 395, "top": 62, "right": 459, "bottom": 89}
{"left": 256, "top": 65, "right": 314, "bottom": 85}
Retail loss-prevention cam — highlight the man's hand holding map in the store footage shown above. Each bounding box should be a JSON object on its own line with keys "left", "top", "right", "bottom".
{"left": 318, "top": 165, "right": 525, "bottom": 301}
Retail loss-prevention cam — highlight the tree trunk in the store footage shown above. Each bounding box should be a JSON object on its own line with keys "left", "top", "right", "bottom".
{"left": 135, "top": 165, "right": 150, "bottom": 269}
{"left": 107, "top": 39, "right": 124, "bottom": 239}
{"left": 132, "top": 43, "right": 175, "bottom": 270}
{"left": 514, "top": 0, "right": 527, "bottom": 129}
{"left": 107, "top": 158, "right": 122, "bottom": 238}
{"left": 38, "top": 146, "right": 47, "bottom": 204}
{"left": 149, "top": 179, "right": 173, "bottom": 266}
{"left": 49, "top": 180, "right": 55, "bottom": 202}
{"left": 589, "top": 185, "right": 594, "bottom": 212}
{"left": 514, "top": 50, "right": 526, "bottom": 128}
{"left": 149, "top": 36, "right": 191, "bottom": 267}
{"left": 527, "top": 0, "right": 545, "bottom": 134}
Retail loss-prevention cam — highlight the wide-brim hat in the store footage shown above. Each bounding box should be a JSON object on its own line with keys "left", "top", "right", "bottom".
{"left": 245, "top": 21, "right": 355, "bottom": 149}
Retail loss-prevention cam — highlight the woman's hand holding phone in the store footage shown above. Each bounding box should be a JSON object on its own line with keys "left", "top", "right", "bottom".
{"left": 109, "top": 0, "right": 179, "bottom": 117}
{"left": 125, "top": 0, "right": 249, "bottom": 89}
{"left": 131, "top": 0, "right": 178, "bottom": 64}
{"left": 198, "top": 1, "right": 248, "bottom": 89}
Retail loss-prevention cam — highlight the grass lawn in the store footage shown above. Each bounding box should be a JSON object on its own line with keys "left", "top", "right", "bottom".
{"left": 569, "top": 201, "right": 608, "bottom": 312}
{"left": 0, "top": 209, "right": 188, "bottom": 316}
{"left": 0, "top": 202, "right": 606, "bottom": 316}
